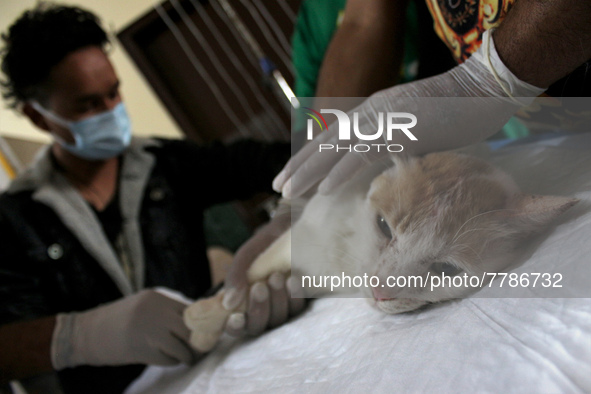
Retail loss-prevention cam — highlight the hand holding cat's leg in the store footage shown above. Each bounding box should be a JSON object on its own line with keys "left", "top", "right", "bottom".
{"left": 184, "top": 275, "right": 295, "bottom": 351}
{"left": 225, "top": 272, "right": 306, "bottom": 337}
{"left": 225, "top": 281, "right": 270, "bottom": 336}
{"left": 188, "top": 215, "right": 301, "bottom": 350}
{"left": 54, "top": 289, "right": 199, "bottom": 367}
{"left": 183, "top": 280, "right": 273, "bottom": 351}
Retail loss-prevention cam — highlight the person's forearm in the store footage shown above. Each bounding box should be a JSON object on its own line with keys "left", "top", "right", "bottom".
{"left": 0, "top": 316, "right": 55, "bottom": 384}
{"left": 316, "top": 0, "right": 410, "bottom": 101}
{"left": 494, "top": 0, "right": 591, "bottom": 88}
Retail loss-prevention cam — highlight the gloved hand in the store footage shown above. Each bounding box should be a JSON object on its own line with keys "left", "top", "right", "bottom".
{"left": 221, "top": 202, "right": 306, "bottom": 337}
{"left": 224, "top": 274, "right": 306, "bottom": 337}
{"left": 51, "top": 289, "right": 197, "bottom": 369}
{"left": 272, "top": 29, "right": 546, "bottom": 199}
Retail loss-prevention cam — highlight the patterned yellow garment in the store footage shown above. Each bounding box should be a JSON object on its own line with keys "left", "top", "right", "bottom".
{"left": 425, "top": 0, "right": 591, "bottom": 133}
{"left": 425, "top": 0, "right": 514, "bottom": 63}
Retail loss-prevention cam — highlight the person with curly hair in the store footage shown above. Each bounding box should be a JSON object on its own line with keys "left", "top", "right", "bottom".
{"left": 0, "top": 3, "right": 300, "bottom": 393}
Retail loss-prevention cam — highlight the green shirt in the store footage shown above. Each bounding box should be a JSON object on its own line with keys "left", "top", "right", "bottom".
{"left": 291, "top": 0, "right": 420, "bottom": 99}
{"left": 290, "top": 0, "right": 529, "bottom": 139}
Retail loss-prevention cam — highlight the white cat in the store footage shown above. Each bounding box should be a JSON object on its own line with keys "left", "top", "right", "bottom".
{"left": 184, "top": 152, "right": 578, "bottom": 352}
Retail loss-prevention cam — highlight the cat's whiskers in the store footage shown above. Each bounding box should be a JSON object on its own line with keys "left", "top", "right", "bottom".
{"left": 451, "top": 208, "right": 515, "bottom": 244}
{"left": 453, "top": 242, "right": 485, "bottom": 265}
{"left": 452, "top": 227, "right": 489, "bottom": 244}
{"left": 335, "top": 249, "right": 364, "bottom": 266}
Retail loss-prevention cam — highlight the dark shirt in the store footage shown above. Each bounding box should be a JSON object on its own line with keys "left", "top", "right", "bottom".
{"left": 0, "top": 137, "right": 290, "bottom": 393}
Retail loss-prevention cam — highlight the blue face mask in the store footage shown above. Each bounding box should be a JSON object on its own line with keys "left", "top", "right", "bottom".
{"left": 32, "top": 102, "right": 132, "bottom": 160}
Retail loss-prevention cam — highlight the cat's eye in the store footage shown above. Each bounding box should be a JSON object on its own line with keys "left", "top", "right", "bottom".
{"left": 430, "top": 262, "right": 462, "bottom": 276}
{"left": 377, "top": 215, "right": 393, "bottom": 239}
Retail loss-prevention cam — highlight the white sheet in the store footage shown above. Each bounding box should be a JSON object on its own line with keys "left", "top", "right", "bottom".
{"left": 127, "top": 132, "right": 591, "bottom": 394}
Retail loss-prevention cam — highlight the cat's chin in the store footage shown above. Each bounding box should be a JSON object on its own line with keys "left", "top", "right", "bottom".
{"left": 370, "top": 297, "right": 428, "bottom": 314}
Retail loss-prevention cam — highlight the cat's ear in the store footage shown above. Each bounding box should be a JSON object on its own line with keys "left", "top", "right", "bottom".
{"left": 504, "top": 194, "right": 579, "bottom": 233}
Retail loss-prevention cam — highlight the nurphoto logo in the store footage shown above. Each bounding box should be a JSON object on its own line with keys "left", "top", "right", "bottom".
{"left": 304, "top": 107, "right": 417, "bottom": 153}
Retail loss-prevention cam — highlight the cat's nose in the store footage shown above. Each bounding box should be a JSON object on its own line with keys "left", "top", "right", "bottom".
{"left": 371, "top": 286, "right": 398, "bottom": 301}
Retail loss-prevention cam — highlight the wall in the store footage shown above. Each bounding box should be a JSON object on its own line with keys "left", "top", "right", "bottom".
{"left": 0, "top": 0, "right": 184, "bottom": 146}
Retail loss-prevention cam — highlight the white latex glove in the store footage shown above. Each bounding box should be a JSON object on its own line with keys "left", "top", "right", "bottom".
{"left": 273, "top": 29, "right": 546, "bottom": 198}
{"left": 51, "top": 289, "right": 197, "bottom": 369}
{"left": 224, "top": 274, "right": 306, "bottom": 337}
{"left": 222, "top": 203, "right": 306, "bottom": 337}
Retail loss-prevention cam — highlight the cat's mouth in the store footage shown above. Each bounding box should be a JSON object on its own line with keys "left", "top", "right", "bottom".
{"left": 368, "top": 287, "right": 430, "bottom": 313}
{"left": 371, "top": 286, "right": 399, "bottom": 302}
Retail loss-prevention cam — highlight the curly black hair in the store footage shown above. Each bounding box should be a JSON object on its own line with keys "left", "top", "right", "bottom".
{"left": 0, "top": 2, "right": 109, "bottom": 108}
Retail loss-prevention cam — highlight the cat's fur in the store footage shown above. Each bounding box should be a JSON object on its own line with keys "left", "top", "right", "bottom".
{"left": 185, "top": 152, "right": 578, "bottom": 351}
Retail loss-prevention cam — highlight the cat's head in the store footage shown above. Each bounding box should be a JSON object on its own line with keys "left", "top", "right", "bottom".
{"left": 360, "top": 152, "right": 579, "bottom": 314}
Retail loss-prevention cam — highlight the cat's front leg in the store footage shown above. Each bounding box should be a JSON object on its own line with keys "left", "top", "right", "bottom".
{"left": 183, "top": 230, "right": 293, "bottom": 352}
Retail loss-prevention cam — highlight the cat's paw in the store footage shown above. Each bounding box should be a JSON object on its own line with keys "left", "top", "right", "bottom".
{"left": 183, "top": 291, "right": 230, "bottom": 352}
